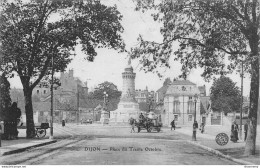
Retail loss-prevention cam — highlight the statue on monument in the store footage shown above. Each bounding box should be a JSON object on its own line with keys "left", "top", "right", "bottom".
{"left": 128, "top": 55, "right": 131, "bottom": 65}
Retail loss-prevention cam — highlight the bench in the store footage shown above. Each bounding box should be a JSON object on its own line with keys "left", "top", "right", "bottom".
{"left": 17, "top": 123, "right": 49, "bottom": 138}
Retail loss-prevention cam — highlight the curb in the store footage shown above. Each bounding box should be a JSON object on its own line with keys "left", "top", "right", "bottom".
{"left": 187, "top": 140, "right": 255, "bottom": 165}
{"left": 1, "top": 140, "right": 57, "bottom": 156}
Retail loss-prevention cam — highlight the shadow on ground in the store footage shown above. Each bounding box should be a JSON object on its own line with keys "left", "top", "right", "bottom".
{"left": 217, "top": 147, "right": 260, "bottom": 165}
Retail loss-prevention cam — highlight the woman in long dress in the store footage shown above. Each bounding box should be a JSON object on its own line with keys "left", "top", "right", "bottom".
{"left": 231, "top": 121, "right": 239, "bottom": 142}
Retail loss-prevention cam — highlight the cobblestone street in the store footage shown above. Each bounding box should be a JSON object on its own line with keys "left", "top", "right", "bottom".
{"left": 1, "top": 124, "right": 239, "bottom": 165}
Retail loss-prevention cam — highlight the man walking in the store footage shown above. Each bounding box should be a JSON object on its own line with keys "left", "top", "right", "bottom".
{"left": 62, "top": 119, "right": 65, "bottom": 127}
{"left": 244, "top": 119, "right": 249, "bottom": 141}
{"left": 192, "top": 121, "right": 199, "bottom": 141}
{"left": 129, "top": 117, "right": 135, "bottom": 133}
{"left": 171, "top": 119, "right": 175, "bottom": 130}
{"left": 200, "top": 122, "right": 205, "bottom": 133}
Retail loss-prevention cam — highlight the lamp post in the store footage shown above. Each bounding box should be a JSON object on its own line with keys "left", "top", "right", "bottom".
{"left": 192, "top": 94, "right": 198, "bottom": 141}
{"left": 103, "top": 91, "right": 108, "bottom": 109}
{"left": 77, "top": 90, "right": 79, "bottom": 125}
{"left": 239, "top": 56, "right": 244, "bottom": 140}
{"left": 147, "top": 94, "right": 154, "bottom": 112}
{"left": 49, "top": 55, "right": 54, "bottom": 140}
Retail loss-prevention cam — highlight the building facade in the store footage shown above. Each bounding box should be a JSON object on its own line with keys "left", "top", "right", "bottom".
{"left": 30, "top": 69, "right": 90, "bottom": 123}
{"left": 135, "top": 87, "right": 157, "bottom": 103}
{"left": 162, "top": 80, "right": 201, "bottom": 126}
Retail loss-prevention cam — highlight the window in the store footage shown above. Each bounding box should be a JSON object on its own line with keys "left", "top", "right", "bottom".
{"left": 187, "top": 100, "right": 194, "bottom": 113}
{"left": 189, "top": 96, "right": 192, "bottom": 100}
{"left": 173, "top": 97, "right": 180, "bottom": 113}
{"left": 40, "top": 111, "right": 43, "bottom": 116}
{"left": 37, "top": 90, "right": 39, "bottom": 94}
{"left": 174, "top": 115, "right": 178, "bottom": 121}
{"left": 43, "top": 90, "right": 46, "bottom": 94}
{"left": 188, "top": 115, "right": 193, "bottom": 121}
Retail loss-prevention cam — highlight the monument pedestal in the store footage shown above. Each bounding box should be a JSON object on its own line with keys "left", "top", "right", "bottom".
{"left": 100, "top": 109, "right": 109, "bottom": 125}
{"left": 110, "top": 101, "right": 140, "bottom": 123}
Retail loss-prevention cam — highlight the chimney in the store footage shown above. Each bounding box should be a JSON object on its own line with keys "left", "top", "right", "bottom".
{"left": 69, "top": 69, "right": 74, "bottom": 78}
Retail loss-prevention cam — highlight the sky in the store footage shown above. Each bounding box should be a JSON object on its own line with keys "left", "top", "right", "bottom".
{"left": 8, "top": 0, "right": 251, "bottom": 97}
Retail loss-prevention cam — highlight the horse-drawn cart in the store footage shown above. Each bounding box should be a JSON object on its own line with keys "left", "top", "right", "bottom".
{"left": 135, "top": 112, "right": 162, "bottom": 133}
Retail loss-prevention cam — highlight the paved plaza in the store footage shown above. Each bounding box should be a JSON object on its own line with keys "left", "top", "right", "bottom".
{"left": 1, "top": 123, "right": 259, "bottom": 165}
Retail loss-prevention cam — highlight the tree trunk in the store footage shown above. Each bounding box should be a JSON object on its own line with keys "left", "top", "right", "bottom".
{"left": 23, "top": 88, "right": 35, "bottom": 138}
{"left": 244, "top": 46, "right": 259, "bottom": 155}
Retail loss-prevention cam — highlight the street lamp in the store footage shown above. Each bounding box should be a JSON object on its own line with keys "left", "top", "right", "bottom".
{"left": 103, "top": 91, "right": 108, "bottom": 110}
{"left": 49, "top": 55, "right": 54, "bottom": 140}
{"left": 239, "top": 56, "right": 244, "bottom": 140}
{"left": 147, "top": 94, "right": 154, "bottom": 112}
{"left": 192, "top": 94, "right": 198, "bottom": 141}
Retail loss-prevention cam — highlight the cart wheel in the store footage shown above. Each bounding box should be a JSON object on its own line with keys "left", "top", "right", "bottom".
{"left": 138, "top": 127, "right": 141, "bottom": 133}
{"left": 157, "top": 127, "right": 161, "bottom": 132}
{"left": 36, "top": 129, "right": 46, "bottom": 138}
{"left": 147, "top": 127, "right": 152, "bottom": 132}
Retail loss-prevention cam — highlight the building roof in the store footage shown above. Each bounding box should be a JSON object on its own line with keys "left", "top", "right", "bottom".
{"left": 79, "top": 98, "right": 102, "bottom": 109}
{"left": 165, "top": 84, "right": 200, "bottom": 96}
{"left": 171, "top": 80, "right": 196, "bottom": 86}
{"left": 156, "top": 84, "right": 170, "bottom": 102}
{"left": 157, "top": 85, "right": 168, "bottom": 93}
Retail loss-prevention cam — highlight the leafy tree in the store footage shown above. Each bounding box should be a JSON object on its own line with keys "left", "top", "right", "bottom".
{"left": 0, "top": 0, "right": 125, "bottom": 138}
{"left": 92, "top": 81, "right": 122, "bottom": 100}
{"left": 210, "top": 76, "right": 241, "bottom": 115}
{"left": 0, "top": 73, "right": 12, "bottom": 121}
{"left": 87, "top": 81, "right": 122, "bottom": 111}
{"left": 131, "top": 0, "right": 259, "bottom": 155}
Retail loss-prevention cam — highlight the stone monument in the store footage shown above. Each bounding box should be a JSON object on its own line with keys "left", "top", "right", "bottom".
{"left": 100, "top": 103, "right": 110, "bottom": 125}
{"left": 110, "top": 57, "right": 140, "bottom": 123}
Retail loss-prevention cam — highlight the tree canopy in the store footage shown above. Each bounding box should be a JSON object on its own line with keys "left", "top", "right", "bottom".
{"left": 210, "top": 76, "right": 241, "bottom": 115}
{"left": 91, "top": 81, "right": 122, "bottom": 100}
{"left": 87, "top": 81, "right": 122, "bottom": 111}
{"left": 0, "top": 0, "right": 125, "bottom": 88}
{"left": 0, "top": 73, "right": 12, "bottom": 121}
{"left": 131, "top": 0, "right": 259, "bottom": 155}
{"left": 131, "top": 0, "right": 258, "bottom": 79}
{"left": 0, "top": 0, "right": 125, "bottom": 138}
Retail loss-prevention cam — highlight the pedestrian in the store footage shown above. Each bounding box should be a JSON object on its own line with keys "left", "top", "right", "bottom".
{"left": 139, "top": 113, "right": 144, "bottom": 120}
{"left": 9, "top": 102, "right": 21, "bottom": 139}
{"left": 192, "top": 121, "right": 198, "bottom": 141}
{"left": 200, "top": 122, "right": 205, "bottom": 133}
{"left": 62, "top": 119, "right": 65, "bottom": 127}
{"left": 231, "top": 121, "right": 239, "bottom": 142}
{"left": 139, "top": 113, "right": 145, "bottom": 124}
{"left": 244, "top": 119, "right": 249, "bottom": 141}
{"left": 0, "top": 122, "right": 2, "bottom": 147}
{"left": 129, "top": 117, "right": 135, "bottom": 133}
{"left": 171, "top": 119, "right": 175, "bottom": 130}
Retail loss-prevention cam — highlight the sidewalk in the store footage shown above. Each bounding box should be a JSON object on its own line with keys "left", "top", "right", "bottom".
{"left": 0, "top": 129, "right": 56, "bottom": 156}
{"left": 174, "top": 125, "right": 260, "bottom": 165}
